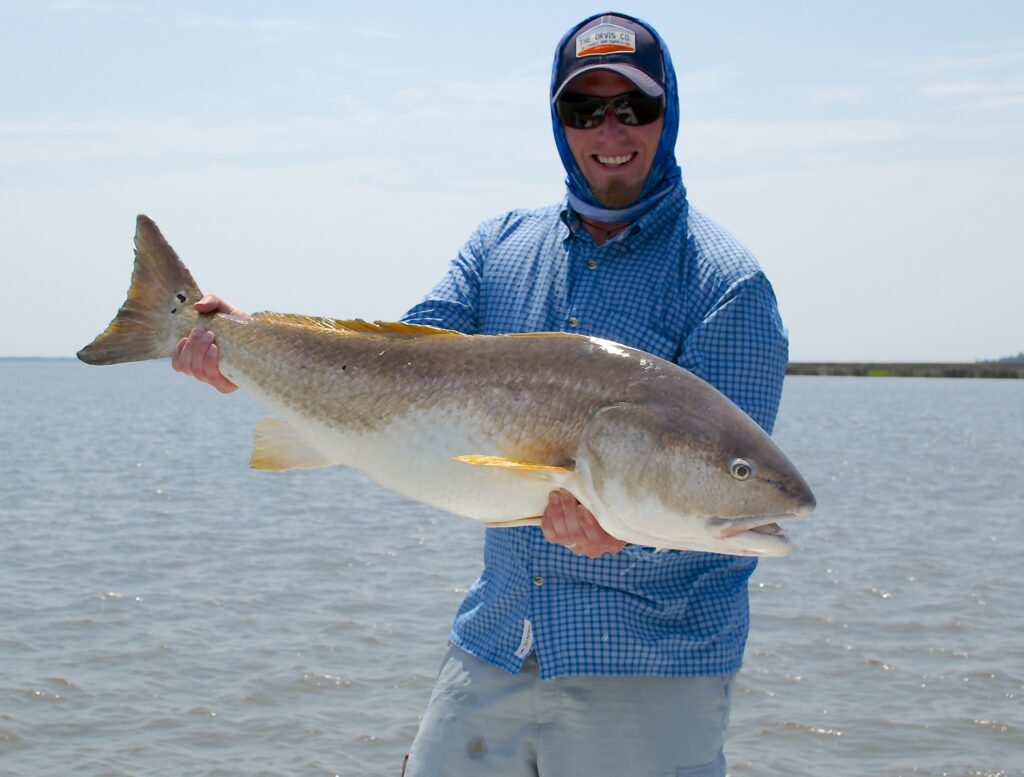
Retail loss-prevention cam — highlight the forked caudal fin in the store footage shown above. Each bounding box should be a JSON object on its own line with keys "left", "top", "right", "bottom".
{"left": 77, "top": 215, "right": 203, "bottom": 365}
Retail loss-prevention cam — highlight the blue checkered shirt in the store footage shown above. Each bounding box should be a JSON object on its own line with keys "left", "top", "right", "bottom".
{"left": 403, "top": 185, "right": 789, "bottom": 679}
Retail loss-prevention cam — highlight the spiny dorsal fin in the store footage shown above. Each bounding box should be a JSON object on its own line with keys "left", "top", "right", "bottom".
{"left": 251, "top": 418, "right": 334, "bottom": 471}
{"left": 248, "top": 313, "right": 463, "bottom": 338}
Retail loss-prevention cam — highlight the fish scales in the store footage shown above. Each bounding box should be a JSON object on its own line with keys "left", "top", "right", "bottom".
{"left": 213, "top": 318, "right": 600, "bottom": 449}
{"left": 78, "top": 215, "right": 816, "bottom": 556}
{"left": 209, "top": 318, "right": 640, "bottom": 518}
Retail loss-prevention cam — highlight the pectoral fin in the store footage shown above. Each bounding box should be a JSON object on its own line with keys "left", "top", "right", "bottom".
{"left": 251, "top": 418, "right": 334, "bottom": 471}
{"left": 485, "top": 516, "right": 544, "bottom": 528}
{"left": 453, "top": 455, "right": 575, "bottom": 497}
{"left": 453, "top": 455, "right": 573, "bottom": 474}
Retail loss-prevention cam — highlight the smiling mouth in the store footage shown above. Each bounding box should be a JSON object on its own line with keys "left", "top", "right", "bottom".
{"left": 593, "top": 152, "right": 636, "bottom": 168}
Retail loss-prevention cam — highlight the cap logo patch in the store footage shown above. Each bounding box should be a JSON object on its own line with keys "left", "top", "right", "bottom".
{"left": 576, "top": 23, "right": 635, "bottom": 58}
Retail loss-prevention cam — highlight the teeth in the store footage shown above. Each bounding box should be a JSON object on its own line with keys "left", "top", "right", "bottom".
{"left": 596, "top": 153, "right": 634, "bottom": 167}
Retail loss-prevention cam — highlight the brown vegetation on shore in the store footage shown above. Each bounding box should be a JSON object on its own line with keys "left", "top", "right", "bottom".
{"left": 786, "top": 363, "right": 1024, "bottom": 379}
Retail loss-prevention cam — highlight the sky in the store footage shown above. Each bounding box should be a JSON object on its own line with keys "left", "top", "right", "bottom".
{"left": 1, "top": 0, "right": 1022, "bottom": 361}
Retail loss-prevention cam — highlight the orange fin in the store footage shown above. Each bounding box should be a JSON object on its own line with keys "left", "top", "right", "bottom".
{"left": 485, "top": 516, "right": 544, "bottom": 528}
{"left": 251, "top": 418, "right": 334, "bottom": 471}
{"left": 248, "top": 314, "right": 462, "bottom": 338}
{"left": 77, "top": 215, "right": 202, "bottom": 365}
{"left": 453, "top": 455, "right": 573, "bottom": 473}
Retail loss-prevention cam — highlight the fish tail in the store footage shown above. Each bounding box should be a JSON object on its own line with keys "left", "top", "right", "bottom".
{"left": 77, "top": 215, "right": 203, "bottom": 365}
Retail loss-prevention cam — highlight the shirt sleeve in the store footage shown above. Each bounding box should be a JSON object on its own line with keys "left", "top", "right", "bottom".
{"left": 401, "top": 227, "right": 485, "bottom": 335}
{"left": 677, "top": 271, "right": 789, "bottom": 434}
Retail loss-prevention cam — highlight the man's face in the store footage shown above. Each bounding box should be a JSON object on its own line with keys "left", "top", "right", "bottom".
{"left": 561, "top": 71, "right": 664, "bottom": 210}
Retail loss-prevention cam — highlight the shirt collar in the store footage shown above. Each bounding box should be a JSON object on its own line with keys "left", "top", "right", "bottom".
{"left": 559, "top": 183, "right": 686, "bottom": 245}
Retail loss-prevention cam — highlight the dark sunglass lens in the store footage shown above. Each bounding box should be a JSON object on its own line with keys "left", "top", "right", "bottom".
{"left": 614, "top": 93, "right": 663, "bottom": 126}
{"left": 556, "top": 95, "right": 606, "bottom": 129}
{"left": 630, "top": 94, "right": 665, "bottom": 125}
{"left": 609, "top": 95, "right": 639, "bottom": 126}
{"left": 557, "top": 92, "right": 664, "bottom": 129}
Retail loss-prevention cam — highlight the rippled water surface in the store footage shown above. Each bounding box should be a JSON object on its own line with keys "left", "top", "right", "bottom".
{"left": 1, "top": 361, "right": 1022, "bottom": 776}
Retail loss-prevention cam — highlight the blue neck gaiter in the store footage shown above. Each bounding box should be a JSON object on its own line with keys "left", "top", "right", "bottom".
{"left": 550, "top": 12, "right": 684, "bottom": 223}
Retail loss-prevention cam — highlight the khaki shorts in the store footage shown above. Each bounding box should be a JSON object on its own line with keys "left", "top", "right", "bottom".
{"left": 403, "top": 645, "right": 734, "bottom": 777}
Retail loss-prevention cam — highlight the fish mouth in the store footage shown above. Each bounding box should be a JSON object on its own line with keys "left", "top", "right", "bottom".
{"left": 697, "top": 516, "right": 793, "bottom": 557}
{"left": 712, "top": 486, "right": 816, "bottom": 547}
{"left": 727, "top": 520, "right": 792, "bottom": 557}
{"left": 712, "top": 515, "right": 794, "bottom": 550}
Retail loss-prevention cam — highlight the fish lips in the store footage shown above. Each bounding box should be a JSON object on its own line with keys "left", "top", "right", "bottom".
{"left": 710, "top": 498, "right": 816, "bottom": 553}
{"left": 715, "top": 515, "right": 790, "bottom": 538}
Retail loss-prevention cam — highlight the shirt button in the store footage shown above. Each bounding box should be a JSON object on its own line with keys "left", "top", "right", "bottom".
{"left": 587, "top": 259, "right": 598, "bottom": 270}
{"left": 533, "top": 576, "right": 544, "bottom": 586}
{"left": 567, "top": 317, "right": 579, "bottom": 328}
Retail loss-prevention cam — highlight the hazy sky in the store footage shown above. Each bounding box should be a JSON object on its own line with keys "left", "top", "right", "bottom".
{"left": 2, "top": 0, "right": 1021, "bottom": 361}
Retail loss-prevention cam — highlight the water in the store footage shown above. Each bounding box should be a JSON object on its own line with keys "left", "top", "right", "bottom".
{"left": 1, "top": 360, "right": 1021, "bottom": 776}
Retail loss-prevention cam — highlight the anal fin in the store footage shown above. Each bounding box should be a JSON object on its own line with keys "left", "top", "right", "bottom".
{"left": 251, "top": 418, "right": 334, "bottom": 471}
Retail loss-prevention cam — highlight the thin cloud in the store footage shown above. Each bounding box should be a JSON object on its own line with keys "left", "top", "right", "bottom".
{"left": 685, "top": 118, "right": 914, "bottom": 157}
{"left": 355, "top": 26, "right": 400, "bottom": 39}
{"left": 45, "top": 2, "right": 311, "bottom": 36}
{"left": 0, "top": 116, "right": 361, "bottom": 164}
{"left": 175, "top": 12, "right": 234, "bottom": 29}
{"left": 678, "top": 64, "right": 740, "bottom": 95}
{"left": 801, "top": 85, "right": 875, "bottom": 106}
{"left": 919, "top": 78, "right": 1024, "bottom": 111}
{"left": 389, "top": 72, "right": 544, "bottom": 125}
{"left": 323, "top": 52, "right": 425, "bottom": 82}
{"left": 47, "top": 0, "right": 147, "bottom": 16}
{"left": 252, "top": 17, "right": 313, "bottom": 35}
{"left": 901, "top": 48, "right": 1024, "bottom": 75}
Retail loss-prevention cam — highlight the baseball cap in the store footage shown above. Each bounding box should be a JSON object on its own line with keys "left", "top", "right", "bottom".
{"left": 552, "top": 13, "right": 666, "bottom": 101}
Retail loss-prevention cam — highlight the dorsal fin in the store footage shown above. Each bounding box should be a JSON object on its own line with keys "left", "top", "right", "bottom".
{"left": 248, "top": 313, "right": 463, "bottom": 338}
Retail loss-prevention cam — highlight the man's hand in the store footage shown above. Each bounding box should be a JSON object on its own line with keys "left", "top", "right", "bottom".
{"left": 170, "top": 294, "right": 247, "bottom": 394}
{"left": 542, "top": 489, "right": 627, "bottom": 558}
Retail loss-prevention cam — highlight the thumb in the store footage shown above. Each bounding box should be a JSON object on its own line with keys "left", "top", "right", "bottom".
{"left": 194, "top": 294, "right": 246, "bottom": 317}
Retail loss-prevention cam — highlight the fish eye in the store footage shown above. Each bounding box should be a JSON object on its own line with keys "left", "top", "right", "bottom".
{"left": 730, "top": 458, "right": 754, "bottom": 480}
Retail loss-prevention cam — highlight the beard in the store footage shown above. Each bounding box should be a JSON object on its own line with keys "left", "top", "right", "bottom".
{"left": 592, "top": 177, "right": 645, "bottom": 209}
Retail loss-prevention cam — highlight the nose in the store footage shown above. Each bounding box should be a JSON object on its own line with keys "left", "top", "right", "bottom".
{"left": 595, "top": 108, "right": 628, "bottom": 138}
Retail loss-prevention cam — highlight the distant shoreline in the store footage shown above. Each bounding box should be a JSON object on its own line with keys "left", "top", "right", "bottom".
{"left": 787, "top": 362, "right": 1024, "bottom": 379}
{"left": 3, "top": 356, "right": 1023, "bottom": 379}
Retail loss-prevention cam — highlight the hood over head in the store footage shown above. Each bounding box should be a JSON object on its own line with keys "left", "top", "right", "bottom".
{"left": 550, "top": 12, "right": 684, "bottom": 223}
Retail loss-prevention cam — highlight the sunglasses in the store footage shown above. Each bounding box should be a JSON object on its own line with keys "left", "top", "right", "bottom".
{"left": 555, "top": 91, "right": 665, "bottom": 129}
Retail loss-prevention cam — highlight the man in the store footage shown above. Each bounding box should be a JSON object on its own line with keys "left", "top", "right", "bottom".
{"left": 175, "top": 12, "right": 789, "bottom": 776}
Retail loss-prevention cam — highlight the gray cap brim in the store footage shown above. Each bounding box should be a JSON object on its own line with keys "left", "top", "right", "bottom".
{"left": 553, "top": 63, "right": 664, "bottom": 101}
